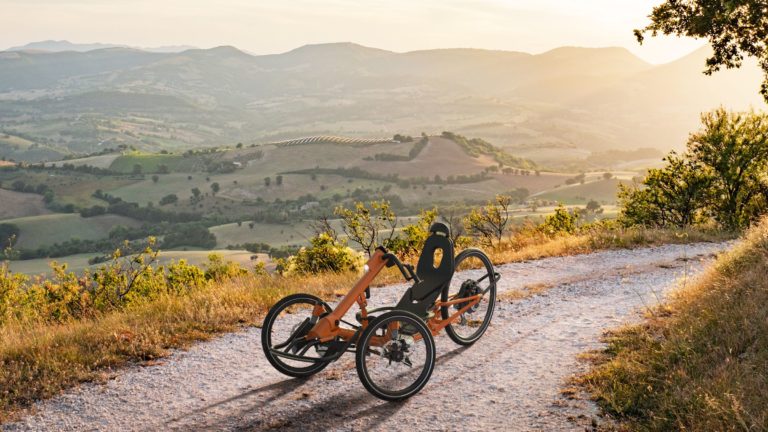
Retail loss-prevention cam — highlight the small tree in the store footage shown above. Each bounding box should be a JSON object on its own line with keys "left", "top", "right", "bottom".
{"left": 335, "top": 200, "right": 398, "bottom": 256}
{"left": 210, "top": 182, "right": 220, "bottom": 195}
{"left": 190, "top": 187, "right": 202, "bottom": 204}
{"left": 276, "top": 175, "right": 283, "bottom": 186}
{"left": 264, "top": 177, "right": 271, "bottom": 187}
{"left": 586, "top": 199, "right": 603, "bottom": 213}
{"left": 688, "top": 109, "right": 768, "bottom": 229}
{"left": 309, "top": 215, "right": 338, "bottom": 241}
{"left": 440, "top": 208, "right": 470, "bottom": 248}
{"left": 603, "top": 172, "right": 613, "bottom": 180}
{"left": 619, "top": 153, "right": 710, "bottom": 228}
{"left": 151, "top": 175, "right": 159, "bottom": 184}
{"left": 463, "top": 194, "right": 512, "bottom": 247}
{"left": 539, "top": 204, "right": 578, "bottom": 236}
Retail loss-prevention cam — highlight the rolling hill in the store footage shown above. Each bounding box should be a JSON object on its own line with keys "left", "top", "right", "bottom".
{"left": 0, "top": 42, "right": 762, "bottom": 166}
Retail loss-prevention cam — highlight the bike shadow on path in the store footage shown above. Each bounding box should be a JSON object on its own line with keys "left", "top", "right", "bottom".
{"left": 170, "top": 344, "right": 470, "bottom": 431}
{"left": 237, "top": 345, "right": 469, "bottom": 431}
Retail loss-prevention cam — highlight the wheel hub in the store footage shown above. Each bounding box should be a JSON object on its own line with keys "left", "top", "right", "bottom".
{"left": 455, "top": 279, "right": 482, "bottom": 313}
{"left": 383, "top": 338, "right": 413, "bottom": 367}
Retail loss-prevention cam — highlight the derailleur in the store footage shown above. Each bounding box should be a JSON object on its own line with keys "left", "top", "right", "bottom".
{"left": 454, "top": 279, "right": 482, "bottom": 313}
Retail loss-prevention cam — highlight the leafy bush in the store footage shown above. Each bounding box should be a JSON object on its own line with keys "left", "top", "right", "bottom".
{"left": 204, "top": 253, "right": 248, "bottom": 281}
{"left": 283, "top": 233, "right": 363, "bottom": 276}
{"left": 0, "top": 241, "right": 241, "bottom": 326}
{"left": 386, "top": 208, "right": 438, "bottom": 258}
{"left": 538, "top": 204, "right": 578, "bottom": 236}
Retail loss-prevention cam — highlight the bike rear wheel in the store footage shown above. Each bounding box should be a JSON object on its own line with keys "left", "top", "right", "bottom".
{"left": 441, "top": 248, "right": 497, "bottom": 345}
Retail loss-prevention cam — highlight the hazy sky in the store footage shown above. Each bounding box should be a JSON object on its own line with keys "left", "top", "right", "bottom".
{"left": 1, "top": 0, "right": 704, "bottom": 64}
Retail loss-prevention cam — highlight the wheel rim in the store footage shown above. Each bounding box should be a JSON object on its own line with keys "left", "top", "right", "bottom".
{"left": 265, "top": 297, "right": 332, "bottom": 371}
{"left": 444, "top": 251, "right": 496, "bottom": 342}
{"left": 360, "top": 315, "right": 433, "bottom": 397}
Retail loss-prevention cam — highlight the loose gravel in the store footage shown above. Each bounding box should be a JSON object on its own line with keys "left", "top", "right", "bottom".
{"left": 3, "top": 242, "right": 728, "bottom": 432}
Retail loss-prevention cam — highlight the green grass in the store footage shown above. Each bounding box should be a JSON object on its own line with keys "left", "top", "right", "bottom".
{"left": 4, "top": 214, "right": 140, "bottom": 249}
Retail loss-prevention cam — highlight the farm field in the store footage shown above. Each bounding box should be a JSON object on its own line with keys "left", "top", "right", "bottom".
{"left": 47, "top": 154, "right": 120, "bottom": 169}
{"left": 4, "top": 213, "right": 141, "bottom": 249}
{"left": 108, "top": 153, "right": 203, "bottom": 173}
{"left": 533, "top": 179, "right": 628, "bottom": 204}
{"left": 7, "top": 249, "right": 263, "bottom": 276}
{"left": 211, "top": 221, "right": 311, "bottom": 248}
{"left": 27, "top": 136, "right": 639, "bottom": 213}
{"left": 0, "top": 189, "right": 50, "bottom": 219}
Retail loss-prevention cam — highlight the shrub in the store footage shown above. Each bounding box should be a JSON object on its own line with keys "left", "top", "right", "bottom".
{"left": 385, "top": 208, "right": 437, "bottom": 258}
{"left": 283, "top": 233, "right": 363, "bottom": 276}
{"left": 204, "top": 253, "right": 248, "bottom": 281}
{"left": 539, "top": 204, "right": 578, "bottom": 236}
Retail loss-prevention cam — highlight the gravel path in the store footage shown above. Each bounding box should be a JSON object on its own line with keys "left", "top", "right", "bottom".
{"left": 4, "top": 242, "right": 728, "bottom": 432}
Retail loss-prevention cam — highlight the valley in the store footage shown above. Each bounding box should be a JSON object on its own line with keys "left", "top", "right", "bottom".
{"left": 0, "top": 133, "right": 627, "bottom": 275}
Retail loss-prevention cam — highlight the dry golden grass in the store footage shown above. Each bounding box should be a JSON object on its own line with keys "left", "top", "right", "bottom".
{"left": 486, "top": 225, "right": 729, "bottom": 265}
{"left": 0, "top": 226, "right": 732, "bottom": 421}
{"left": 577, "top": 220, "right": 768, "bottom": 431}
{"left": 0, "top": 272, "right": 361, "bottom": 421}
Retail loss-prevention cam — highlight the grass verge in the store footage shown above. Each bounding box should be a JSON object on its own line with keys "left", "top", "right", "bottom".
{"left": 0, "top": 226, "right": 732, "bottom": 422}
{"left": 577, "top": 220, "right": 768, "bottom": 430}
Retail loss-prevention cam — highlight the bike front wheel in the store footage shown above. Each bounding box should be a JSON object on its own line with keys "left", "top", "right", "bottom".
{"left": 355, "top": 311, "right": 435, "bottom": 401}
{"left": 261, "top": 293, "right": 333, "bottom": 378}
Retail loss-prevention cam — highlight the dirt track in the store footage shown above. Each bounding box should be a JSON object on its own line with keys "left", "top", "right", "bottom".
{"left": 4, "top": 242, "right": 727, "bottom": 432}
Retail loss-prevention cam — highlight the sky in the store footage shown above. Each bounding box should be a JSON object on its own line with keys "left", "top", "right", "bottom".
{"left": 0, "top": 0, "right": 705, "bottom": 64}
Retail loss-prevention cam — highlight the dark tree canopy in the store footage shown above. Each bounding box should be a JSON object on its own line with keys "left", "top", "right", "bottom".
{"left": 636, "top": 0, "right": 768, "bottom": 101}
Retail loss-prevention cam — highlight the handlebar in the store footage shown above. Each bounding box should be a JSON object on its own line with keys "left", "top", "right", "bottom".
{"left": 381, "top": 252, "right": 421, "bottom": 284}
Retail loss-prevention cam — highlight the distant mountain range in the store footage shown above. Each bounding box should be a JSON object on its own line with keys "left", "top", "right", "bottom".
{"left": 0, "top": 41, "right": 763, "bottom": 165}
{"left": 6, "top": 40, "right": 197, "bottom": 53}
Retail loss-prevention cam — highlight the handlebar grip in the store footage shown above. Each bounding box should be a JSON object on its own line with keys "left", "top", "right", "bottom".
{"left": 382, "top": 253, "right": 420, "bottom": 283}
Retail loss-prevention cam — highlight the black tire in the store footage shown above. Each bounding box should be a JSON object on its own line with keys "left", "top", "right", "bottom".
{"left": 261, "top": 293, "right": 333, "bottom": 378}
{"left": 355, "top": 310, "right": 436, "bottom": 401}
{"left": 441, "top": 248, "right": 497, "bottom": 346}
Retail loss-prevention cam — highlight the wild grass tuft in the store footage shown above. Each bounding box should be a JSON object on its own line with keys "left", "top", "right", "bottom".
{"left": 577, "top": 219, "right": 768, "bottom": 431}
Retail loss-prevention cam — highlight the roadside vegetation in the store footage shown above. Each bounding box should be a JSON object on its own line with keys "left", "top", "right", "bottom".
{"left": 0, "top": 192, "right": 727, "bottom": 420}
{"left": 579, "top": 217, "right": 768, "bottom": 431}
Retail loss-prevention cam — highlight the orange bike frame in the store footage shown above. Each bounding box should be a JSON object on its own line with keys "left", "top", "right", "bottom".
{"left": 305, "top": 249, "right": 481, "bottom": 346}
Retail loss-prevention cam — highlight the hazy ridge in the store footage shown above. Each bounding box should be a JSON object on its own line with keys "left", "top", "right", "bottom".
{"left": 0, "top": 41, "right": 763, "bottom": 165}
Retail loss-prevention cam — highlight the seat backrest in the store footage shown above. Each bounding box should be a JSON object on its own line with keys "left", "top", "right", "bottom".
{"left": 412, "top": 223, "right": 455, "bottom": 299}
